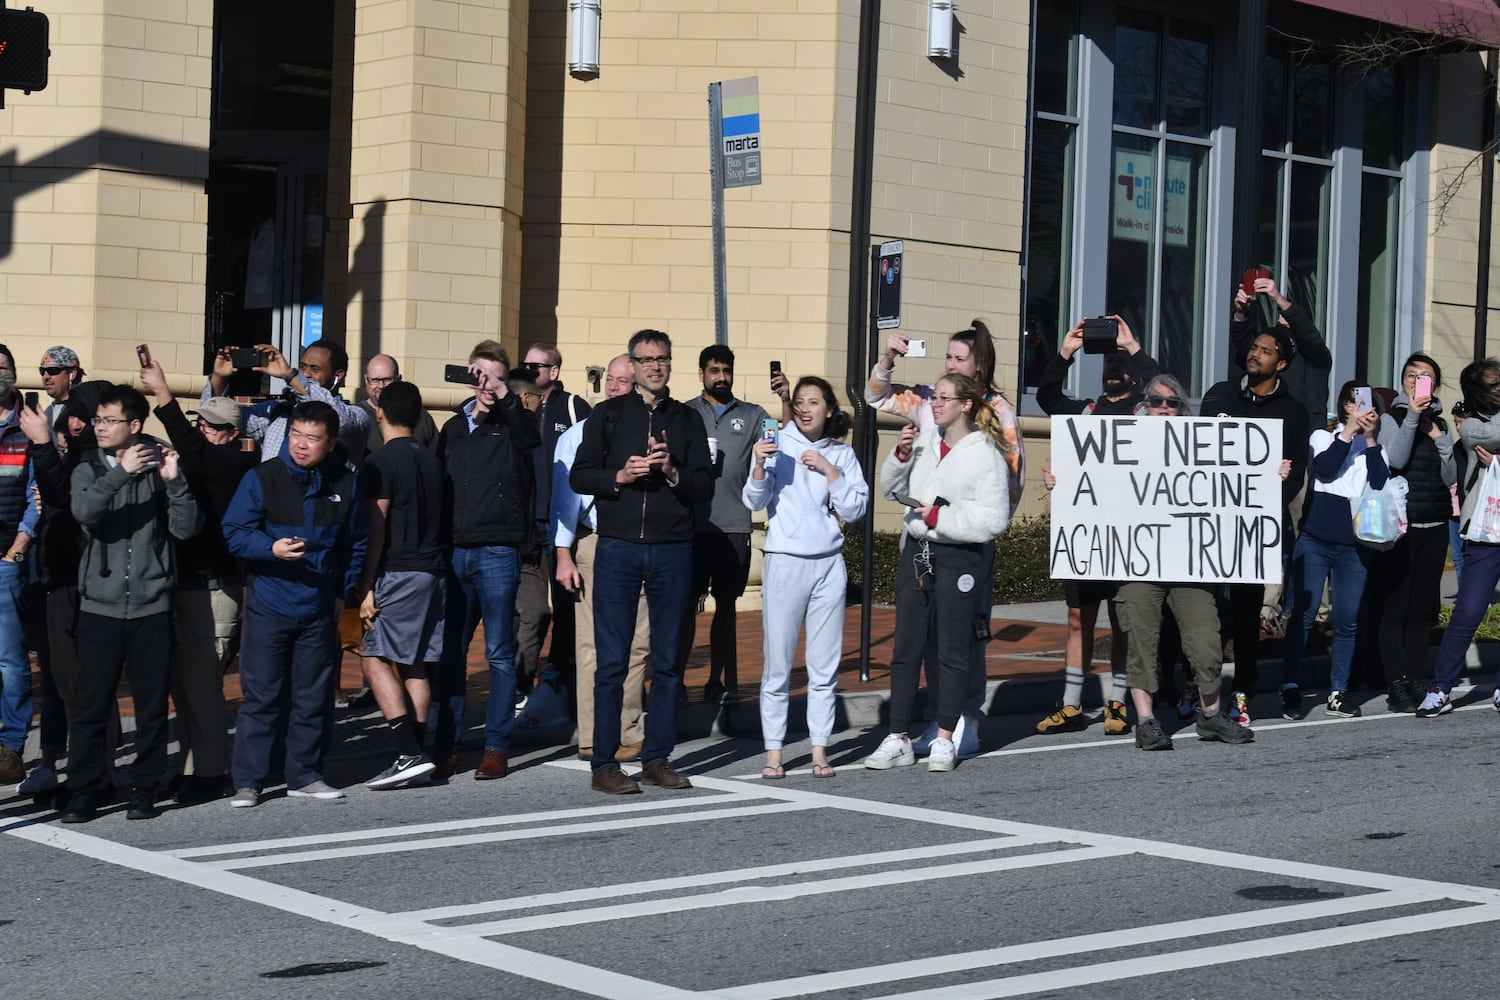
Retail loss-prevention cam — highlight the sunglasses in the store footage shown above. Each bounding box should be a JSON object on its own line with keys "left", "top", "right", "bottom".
{"left": 1145, "top": 395, "right": 1183, "bottom": 409}
{"left": 39, "top": 367, "right": 70, "bottom": 376}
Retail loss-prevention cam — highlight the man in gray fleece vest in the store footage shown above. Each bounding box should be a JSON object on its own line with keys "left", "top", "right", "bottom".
{"left": 61, "top": 384, "right": 202, "bottom": 823}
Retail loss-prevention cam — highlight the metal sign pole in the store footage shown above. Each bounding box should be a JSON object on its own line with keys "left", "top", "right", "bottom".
{"left": 859, "top": 242, "right": 880, "bottom": 682}
{"left": 708, "top": 82, "right": 729, "bottom": 346}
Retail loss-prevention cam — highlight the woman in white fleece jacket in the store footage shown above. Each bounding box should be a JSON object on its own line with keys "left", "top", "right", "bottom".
{"left": 864, "top": 373, "right": 1011, "bottom": 773}
{"left": 743, "top": 377, "right": 868, "bottom": 779}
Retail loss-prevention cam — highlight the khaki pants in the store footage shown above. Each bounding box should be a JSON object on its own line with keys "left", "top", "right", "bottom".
{"left": 573, "top": 533, "right": 648, "bottom": 751}
{"left": 1116, "top": 582, "right": 1223, "bottom": 696}
{"left": 171, "top": 578, "right": 242, "bottom": 777}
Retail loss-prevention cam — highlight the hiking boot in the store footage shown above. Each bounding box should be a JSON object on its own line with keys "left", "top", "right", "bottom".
{"left": 1196, "top": 711, "right": 1255, "bottom": 744}
{"left": 1134, "top": 716, "right": 1173, "bottom": 751}
{"left": 1103, "top": 701, "right": 1130, "bottom": 735}
{"left": 366, "top": 754, "right": 436, "bottom": 790}
{"left": 927, "top": 737, "right": 956, "bottom": 772}
{"left": 1280, "top": 686, "right": 1307, "bottom": 721}
{"left": 863, "top": 734, "right": 916, "bottom": 770}
{"left": 1416, "top": 687, "right": 1452, "bottom": 717}
{"left": 1227, "top": 691, "right": 1252, "bottom": 727}
{"left": 1326, "top": 691, "right": 1362, "bottom": 718}
{"left": 1035, "top": 702, "right": 1085, "bottom": 735}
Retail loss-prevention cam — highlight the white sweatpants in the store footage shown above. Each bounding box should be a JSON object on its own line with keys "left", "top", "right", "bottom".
{"left": 759, "top": 551, "right": 847, "bottom": 750}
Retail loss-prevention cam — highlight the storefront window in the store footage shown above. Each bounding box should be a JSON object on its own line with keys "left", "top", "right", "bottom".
{"left": 1357, "top": 174, "right": 1400, "bottom": 381}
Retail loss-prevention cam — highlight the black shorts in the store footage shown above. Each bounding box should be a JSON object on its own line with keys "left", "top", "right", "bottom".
{"left": 1064, "top": 579, "right": 1119, "bottom": 608}
{"left": 691, "top": 531, "right": 752, "bottom": 600}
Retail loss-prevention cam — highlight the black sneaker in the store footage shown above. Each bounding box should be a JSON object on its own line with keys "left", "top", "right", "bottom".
{"left": 366, "top": 754, "right": 436, "bottom": 790}
{"left": 126, "top": 787, "right": 161, "bottom": 821}
{"left": 1280, "top": 687, "right": 1307, "bottom": 721}
{"left": 1134, "top": 716, "right": 1173, "bottom": 751}
{"left": 702, "top": 680, "right": 726, "bottom": 704}
{"left": 1386, "top": 681, "right": 1419, "bottom": 714}
{"left": 1196, "top": 711, "right": 1255, "bottom": 744}
{"left": 1326, "top": 691, "right": 1362, "bottom": 718}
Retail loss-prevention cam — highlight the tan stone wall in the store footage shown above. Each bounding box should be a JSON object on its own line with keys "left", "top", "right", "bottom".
{"left": 0, "top": 0, "right": 212, "bottom": 388}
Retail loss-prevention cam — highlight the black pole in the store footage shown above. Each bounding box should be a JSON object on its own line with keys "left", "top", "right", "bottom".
{"left": 846, "top": 0, "right": 882, "bottom": 683}
{"left": 1476, "top": 50, "right": 1497, "bottom": 361}
{"left": 1230, "top": 0, "right": 1267, "bottom": 325}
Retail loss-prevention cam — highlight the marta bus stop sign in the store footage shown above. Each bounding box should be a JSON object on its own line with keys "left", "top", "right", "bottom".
{"left": 876, "top": 240, "right": 903, "bottom": 330}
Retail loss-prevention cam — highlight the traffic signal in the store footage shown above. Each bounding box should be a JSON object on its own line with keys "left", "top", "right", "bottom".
{"left": 0, "top": 7, "right": 49, "bottom": 93}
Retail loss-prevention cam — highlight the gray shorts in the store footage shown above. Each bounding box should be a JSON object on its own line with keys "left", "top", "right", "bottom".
{"left": 361, "top": 570, "right": 446, "bottom": 666}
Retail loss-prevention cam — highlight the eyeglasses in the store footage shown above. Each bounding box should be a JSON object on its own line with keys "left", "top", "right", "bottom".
{"left": 931, "top": 394, "right": 960, "bottom": 404}
{"left": 631, "top": 355, "right": 671, "bottom": 368}
{"left": 197, "top": 421, "right": 235, "bottom": 433}
{"left": 91, "top": 416, "right": 128, "bottom": 427}
{"left": 39, "top": 367, "right": 69, "bottom": 377}
{"left": 365, "top": 375, "right": 396, "bottom": 386}
{"left": 1145, "top": 395, "right": 1183, "bottom": 409}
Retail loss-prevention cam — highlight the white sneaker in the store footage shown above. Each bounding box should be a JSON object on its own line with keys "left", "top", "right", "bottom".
{"left": 927, "top": 736, "right": 957, "bottom": 772}
{"left": 229, "top": 787, "right": 260, "bottom": 808}
{"left": 287, "top": 779, "right": 346, "bottom": 800}
{"left": 18, "top": 764, "right": 59, "bottom": 795}
{"left": 1493, "top": 689, "right": 1500, "bottom": 713}
{"left": 863, "top": 734, "right": 916, "bottom": 770}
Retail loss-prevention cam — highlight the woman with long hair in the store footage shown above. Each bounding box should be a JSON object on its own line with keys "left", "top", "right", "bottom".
{"left": 743, "top": 377, "right": 867, "bottom": 779}
{"left": 864, "top": 374, "right": 1010, "bottom": 773}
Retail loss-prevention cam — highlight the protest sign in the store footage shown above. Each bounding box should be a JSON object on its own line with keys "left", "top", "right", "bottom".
{"left": 1048, "top": 415, "right": 1284, "bottom": 584}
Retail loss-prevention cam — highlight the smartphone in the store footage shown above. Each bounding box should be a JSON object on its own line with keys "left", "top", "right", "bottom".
{"left": 1081, "top": 317, "right": 1118, "bottom": 354}
{"left": 1413, "top": 374, "right": 1433, "bottom": 400}
{"left": 905, "top": 339, "right": 928, "bottom": 359}
{"left": 1354, "top": 387, "right": 1373, "bottom": 412}
{"left": 444, "top": 364, "right": 480, "bottom": 386}
{"left": 290, "top": 535, "right": 308, "bottom": 546}
{"left": 761, "top": 417, "right": 779, "bottom": 445}
{"left": 770, "top": 360, "right": 782, "bottom": 388}
{"left": 1242, "top": 268, "right": 1271, "bottom": 296}
{"left": 136, "top": 344, "right": 152, "bottom": 367}
{"left": 23, "top": 391, "right": 38, "bottom": 410}
{"left": 892, "top": 491, "right": 922, "bottom": 507}
{"left": 229, "top": 347, "right": 263, "bottom": 369}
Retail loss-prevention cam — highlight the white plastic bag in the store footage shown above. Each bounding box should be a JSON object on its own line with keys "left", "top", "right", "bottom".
{"left": 1465, "top": 461, "right": 1500, "bottom": 544}
{"left": 1350, "top": 475, "right": 1408, "bottom": 550}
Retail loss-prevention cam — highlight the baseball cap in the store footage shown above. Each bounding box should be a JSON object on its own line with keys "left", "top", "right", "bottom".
{"left": 190, "top": 396, "right": 243, "bottom": 429}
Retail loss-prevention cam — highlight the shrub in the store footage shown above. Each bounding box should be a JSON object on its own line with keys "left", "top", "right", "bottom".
{"left": 843, "top": 514, "right": 1063, "bottom": 605}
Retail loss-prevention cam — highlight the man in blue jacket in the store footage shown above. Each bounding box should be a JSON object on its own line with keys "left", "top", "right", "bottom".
{"left": 223, "top": 401, "right": 367, "bottom": 808}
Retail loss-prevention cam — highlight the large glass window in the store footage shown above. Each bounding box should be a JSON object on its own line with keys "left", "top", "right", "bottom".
{"left": 1358, "top": 67, "right": 1405, "bottom": 383}
{"left": 1105, "top": 10, "right": 1215, "bottom": 395}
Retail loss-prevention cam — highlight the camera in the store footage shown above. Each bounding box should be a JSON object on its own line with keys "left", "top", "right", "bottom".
{"left": 1081, "top": 317, "right": 1118, "bottom": 355}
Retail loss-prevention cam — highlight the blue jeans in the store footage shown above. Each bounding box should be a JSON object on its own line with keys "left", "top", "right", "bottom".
{"left": 1434, "top": 540, "right": 1500, "bottom": 692}
{"left": 591, "top": 537, "right": 692, "bottom": 770}
{"left": 0, "top": 560, "right": 32, "bottom": 753}
{"left": 1282, "top": 534, "right": 1369, "bottom": 693}
{"left": 437, "top": 544, "right": 520, "bottom": 753}
{"left": 1449, "top": 517, "right": 1464, "bottom": 585}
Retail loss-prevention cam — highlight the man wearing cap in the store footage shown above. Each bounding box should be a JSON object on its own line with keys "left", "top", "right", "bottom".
{"left": 141, "top": 361, "right": 258, "bottom": 804}
{"left": 359, "top": 354, "right": 436, "bottom": 459}
{"left": 38, "top": 345, "right": 85, "bottom": 432}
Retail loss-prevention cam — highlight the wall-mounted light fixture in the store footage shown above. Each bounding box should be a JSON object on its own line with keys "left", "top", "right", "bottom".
{"left": 927, "top": 0, "right": 955, "bottom": 59}
{"left": 568, "top": 0, "right": 602, "bottom": 77}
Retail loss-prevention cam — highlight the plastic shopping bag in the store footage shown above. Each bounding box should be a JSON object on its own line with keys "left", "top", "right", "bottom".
{"left": 1465, "top": 461, "right": 1500, "bottom": 544}
{"left": 1350, "top": 476, "right": 1408, "bottom": 550}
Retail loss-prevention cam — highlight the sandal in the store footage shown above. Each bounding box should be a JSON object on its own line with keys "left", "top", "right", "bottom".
{"left": 811, "top": 763, "right": 836, "bottom": 779}
{"left": 761, "top": 765, "right": 785, "bottom": 780}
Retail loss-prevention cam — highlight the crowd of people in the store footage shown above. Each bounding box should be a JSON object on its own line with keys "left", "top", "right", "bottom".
{"left": 1, "top": 276, "right": 1496, "bottom": 810}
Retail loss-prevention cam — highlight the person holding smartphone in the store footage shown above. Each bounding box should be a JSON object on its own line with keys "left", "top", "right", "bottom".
{"left": 1229, "top": 271, "right": 1332, "bottom": 423}
{"left": 1367, "top": 354, "right": 1454, "bottom": 713}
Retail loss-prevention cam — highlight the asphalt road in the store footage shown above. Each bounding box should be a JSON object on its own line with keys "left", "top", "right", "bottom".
{"left": 7, "top": 685, "right": 1500, "bottom": 1000}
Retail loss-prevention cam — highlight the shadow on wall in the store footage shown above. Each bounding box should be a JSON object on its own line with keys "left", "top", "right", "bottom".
{"left": 349, "top": 199, "right": 385, "bottom": 368}
{"left": 518, "top": 0, "right": 568, "bottom": 344}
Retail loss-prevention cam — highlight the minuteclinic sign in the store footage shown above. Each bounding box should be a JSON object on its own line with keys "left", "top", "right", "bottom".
{"left": 1113, "top": 150, "right": 1191, "bottom": 247}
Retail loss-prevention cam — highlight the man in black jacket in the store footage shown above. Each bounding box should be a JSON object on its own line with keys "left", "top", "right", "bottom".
{"left": 1202, "top": 329, "right": 1309, "bottom": 721}
{"left": 1229, "top": 275, "right": 1332, "bottom": 424}
{"left": 1037, "top": 315, "right": 1160, "bottom": 417}
{"left": 435, "top": 340, "right": 541, "bottom": 782}
{"left": 142, "top": 360, "right": 258, "bottom": 804}
{"left": 571, "top": 329, "right": 713, "bottom": 795}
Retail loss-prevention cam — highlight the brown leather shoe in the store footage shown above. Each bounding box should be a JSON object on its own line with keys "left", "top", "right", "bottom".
{"left": 0, "top": 746, "right": 23, "bottom": 784}
{"left": 639, "top": 761, "right": 692, "bottom": 789}
{"left": 577, "top": 746, "right": 593, "bottom": 761}
{"left": 591, "top": 764, "right": 641, "bottom": 795}
{"left": 431, "top": 751, "right": 461, "bottom": 781}
{"left": 473, "top": 749, "right": 509, "bottom": 780}
{"left": 614, "top": 743, "right": 643, "bottom": 762}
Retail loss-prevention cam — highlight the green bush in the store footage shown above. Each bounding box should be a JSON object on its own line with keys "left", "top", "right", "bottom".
{"left": 843, "top": 514, "right": 1063, "bottom": 605}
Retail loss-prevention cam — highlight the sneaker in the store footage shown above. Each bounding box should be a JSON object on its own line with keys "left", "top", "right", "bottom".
{"left": 927, "top": 737, "right": 957, "bottom": 772}
{"left": 229, "top": 787, "right": 260, "bottom": 808}
{"left": 911, "top": 721, "right": 940, "bottom": 756}
{"left": 1196, "top": 711, "right": 1255, "bottom": 744}
{"left": 720, "top": 687, "right": 741, "bottom": 705}
{"left": 1035, "top": 702, "right": 1085, "bottom": 734}
{"left": 1103, "top": 701, "right": 1130, "bottom": 735}
{"left": 366, "top": 754, "right": 436, "bottom": 790}
{"left": 18, "top": 764, "right": 59, "bottom": 796}
{"left": 954, "top": 714, "right": 981, "bottom": 759}
{"left": 1227, "top": 691, "right": 1252, "bottom": 727}
{"left": 1134, "top": 716, "right": 1173, "bottom": 751}
{"left": 863, "top": 734, "right": 916, "bottom": 770}
{"left": 126, "top": 787, "right": 161, "bottom": 821}
{"left": 1176, "top": 687, "right": 1200, "bottom": 722}
{"left": 287, "top": 779, "right": 346, "bottom": 800}
{"left": 1326, "top": 691, "right": 1362, "bottom": 718}
{"left": 1493, "top": 688, "right": 1500, "bottom": 713}
{"left": 1416, "top": 687, "right": 1453, "bottom": 717}
{"left": 1387, "top": 681, "right": 1419, "bottom": 714}
{"left": 1280, "top": 686, "right": 1307, "bottom": 721}
{"left": 702, "top": 679, "right": 726, "bottom": 704}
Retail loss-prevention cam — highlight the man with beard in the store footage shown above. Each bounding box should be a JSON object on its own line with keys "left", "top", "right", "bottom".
{"left": 679, "top": 345, "right": 770, "bottom": 705}
{"left": 1202, "top": 329, "right": 1310, "bottom": 721}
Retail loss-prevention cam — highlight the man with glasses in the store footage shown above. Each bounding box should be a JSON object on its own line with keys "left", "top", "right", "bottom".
{"left": 38, "top": 345, "right": 85, "bottom": 431}
{"left": 205, "top": 338, "right": 368, "bottom": 463}
{"left": 61, "top": 385, "right": 202, "bottom": 822}
{"left": 140, "top": 360, "right": 258, "bottom": 804}
{"left": 570, "top": 330, "right": 713, "bottom": 794}
{"left": 358, "top": 354, "right": 436, "bottom": 459}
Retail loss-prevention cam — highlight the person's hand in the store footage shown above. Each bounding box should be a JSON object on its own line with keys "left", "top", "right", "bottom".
{"left": 1478, "top": 446, "right": 1494, "bottom": 468}
{"left": 894, "top": 423, "right": 916, "bottom": 460}
{"left": 1353, "top": 406, "right": 1380, "bottom": 442}
{"left": 272, "top": 537, "right": 306, "bottom": 560}
{"left": 213, "top": 348, "right": 237, "bottom": 381}
{"left": 159, "top": 446, "right": 181, "bottom": 482}
{"left": 770, "top": 371, "right": 790, "bottom": 401}
{"left": 118, "top": 443, "right": 156, "bottom": 474}
{"left": 1254, "top": 278, "right": 1292, "bottom": 310}
{"left": 555, "top": 550, "right": 583, "bottom": 593}
{"left": 645, "top": 433, "right": 675, "bottom": 482}
{"left": 1042, "top": 467, "right": 1057, "bottom": 492}
{"left": 470, "top": 363, "right": 506, "bottom": 398}
{"left": 752, "top": 437, "right": 778, "bottom": 467}
{"left": 882, "top": 333, "right": 910, "bottom": 366}
{"left": 913, "top": 504, "right": 937, "bottom": 520}
{"left": 17, "top": 402, "right": 51, "bottom": 445}
{"left": 799, "top": 448, "right": 836, "bottom": 479}
{"left": 1428, "top": 420, "right": 1445, "bottom": 440}
{"left": 615, "top": 453, "right": 654, "bottom": 485}
{"left": 1412, "top": 390, "right": 1433, "bottom": 413}
{"left": 1233, "top": 288, "right": 1251, "bottom": 315}
{"left": 256, "top": 344, "right": 294, "bottom": 382}
{"left": 1111, "top": 314, "right": 1139, "bottom": 354}
{"left": 360, "top": 589, "right": 378, "bottom": 626}
{"left": 1277, "top": 459, "right": 1292, "bottom": 481}
{"left": 1059, "top": 322, "right": 1085, "bottom": 360}
{"left": 139, "top": 359, "right": 170, "bottom": 401}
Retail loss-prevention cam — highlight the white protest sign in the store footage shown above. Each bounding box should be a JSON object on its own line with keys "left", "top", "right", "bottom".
{"left": 1048, "top": 415, "right": 1284, "bottom": 584}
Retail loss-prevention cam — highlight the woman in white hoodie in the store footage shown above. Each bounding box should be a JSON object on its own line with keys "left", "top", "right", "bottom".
{"left": 864, "top": 373, "right": 1011, "bottom": 773}
{"left": 743, "top": 377, "right": 868, "bottom": 779}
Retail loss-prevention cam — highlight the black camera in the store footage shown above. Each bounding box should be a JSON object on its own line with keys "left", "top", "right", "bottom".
{"left": 229, "top": 347, "right": 265, "bottom": 369}
{"left": 1081, "top": 317, "right": 1118, "bottom": 355}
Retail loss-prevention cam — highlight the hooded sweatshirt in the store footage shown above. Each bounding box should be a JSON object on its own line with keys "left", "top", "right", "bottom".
{"left": 741, "top": 422, "right": 867, "bottom": 557}
{"left": 879, "top": 426, "right": 1011, "bottom": 545}
{"left": 1201, "top": 375, "right": 1311, "bottom": 508}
